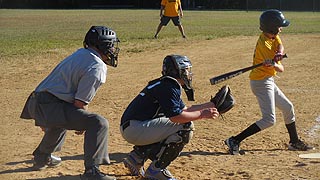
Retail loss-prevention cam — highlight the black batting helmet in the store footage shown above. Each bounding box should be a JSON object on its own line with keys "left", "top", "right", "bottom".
{"left": 260, "top": 9, "right": 290, "bottom": 34}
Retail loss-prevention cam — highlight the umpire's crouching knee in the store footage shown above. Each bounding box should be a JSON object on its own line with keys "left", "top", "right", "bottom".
{"left": 87, "top": 114, "right": 109, "bottom": 132}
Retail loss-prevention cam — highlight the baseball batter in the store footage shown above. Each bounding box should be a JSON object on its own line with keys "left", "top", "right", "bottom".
{"left": 225, "top": 9, "right": 314, "bottom": 155}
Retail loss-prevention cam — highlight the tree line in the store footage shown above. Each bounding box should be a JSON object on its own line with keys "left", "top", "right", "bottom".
{"left": 1, "top": 0, "right": 319, "bottom": 11}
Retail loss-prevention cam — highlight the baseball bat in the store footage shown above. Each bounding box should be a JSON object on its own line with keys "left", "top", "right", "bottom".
{"left": 210, "top": 54, "right": 287, "bottom": 85}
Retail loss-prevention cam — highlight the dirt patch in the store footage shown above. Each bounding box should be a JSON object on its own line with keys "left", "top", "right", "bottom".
{"left": 1, "top": 34, "right": 319, "bottom": 180}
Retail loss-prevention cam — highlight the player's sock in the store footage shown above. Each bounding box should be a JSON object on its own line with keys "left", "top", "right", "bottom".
{"left": 285, "top": 122, "right": 299, "bottom": 143}
{"left": 234, "top": 123, "right": 261, "bottom": 143}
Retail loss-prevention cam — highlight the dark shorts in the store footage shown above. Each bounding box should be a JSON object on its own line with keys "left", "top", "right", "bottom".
{"left": 160, "top": 16, "right": 181, "bottom": 26}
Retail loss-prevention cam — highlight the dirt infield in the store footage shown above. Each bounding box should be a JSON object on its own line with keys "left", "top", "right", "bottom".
{"left": 1, "top": 34, "right": 319, "bottom": 180}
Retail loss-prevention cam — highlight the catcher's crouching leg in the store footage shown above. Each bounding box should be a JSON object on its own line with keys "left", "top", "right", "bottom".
{"left": 144, "top": 123, "right": 194, "bottom": 179}
{"left": 211, "top": 85, "right": 235, "bottom": 114}
{"left": 155, "top": 122, "right": 194, "bottom": 168}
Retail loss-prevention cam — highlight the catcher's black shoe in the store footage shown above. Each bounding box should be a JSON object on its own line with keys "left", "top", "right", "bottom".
{"left": 123, "top": 151, "right": 145, "bottom": 177}
{"left": 32, "top": 154, "right": 61, "bottom": 171}
{"left": 225, "top": 137, "right": 240, "bottom": 155}
{"left": 145, "top": 161, "right": 176, "bottom": 180}
{"left": 288, "top": 139, "right": 315, "bottom": 151}
{"left": 80, "top": 166, "right": 116, "bottom": 180}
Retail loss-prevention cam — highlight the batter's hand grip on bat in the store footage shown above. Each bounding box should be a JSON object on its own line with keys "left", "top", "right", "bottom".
{"left": 209, "top": 54, "right": 287, "bottom": 85}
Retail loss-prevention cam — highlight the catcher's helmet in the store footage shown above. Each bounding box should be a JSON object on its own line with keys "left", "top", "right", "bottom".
{"left": 162, "top": 54, "right": 193, "bottom": 90}
{"left": 83, "top": 26, "right": 120, "bottom": 67}
{"left": 260, "top": 9, "right": 290, "bottom": 35}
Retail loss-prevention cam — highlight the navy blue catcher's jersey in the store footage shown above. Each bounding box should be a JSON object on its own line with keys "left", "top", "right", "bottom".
{"left": 121, "top": 77, "right": 185, "bottom": 124}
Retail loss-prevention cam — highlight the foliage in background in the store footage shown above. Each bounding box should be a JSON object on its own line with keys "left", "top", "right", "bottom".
{"left": 0, "top": 9, "right": 319, "bottom": 58}
{"left": 1, "top": 0, "right": 320, "bottom": 11}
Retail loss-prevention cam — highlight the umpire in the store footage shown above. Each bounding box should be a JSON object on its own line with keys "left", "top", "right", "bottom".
{"left": 20, "top": 26, "right": 120, "bottom": 180}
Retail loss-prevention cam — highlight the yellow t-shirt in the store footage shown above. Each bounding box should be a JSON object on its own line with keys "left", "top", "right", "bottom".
{"left": 161, "top": 0, "right": 181, "bottom": 17}
{"left": 249, "top": 33, "right": 282, "bottom": 80}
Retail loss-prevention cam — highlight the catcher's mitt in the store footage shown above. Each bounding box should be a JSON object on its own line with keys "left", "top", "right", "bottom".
{"left": 210, "top": 85, "right": 235, "bottom": 114}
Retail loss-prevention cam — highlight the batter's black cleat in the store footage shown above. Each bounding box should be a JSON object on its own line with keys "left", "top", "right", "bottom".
{"left": 32, "top": 154, "right": 61, "bottom": 171}
{"left": 288, "top": 139, "right": 315, "bottom": 151}
{"left": 225, "top": 137, "right": 240, "bottom": 155}
{"left": 80, "top": 166, "right": 116, "bottom": 180}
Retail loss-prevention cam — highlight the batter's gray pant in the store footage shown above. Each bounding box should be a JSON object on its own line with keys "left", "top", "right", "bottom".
{"left": 250, "top": 77, "right": 295, "bottom": 130}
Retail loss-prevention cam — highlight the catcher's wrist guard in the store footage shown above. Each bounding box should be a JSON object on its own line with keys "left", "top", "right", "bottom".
{"left": 210, "top": 85, "right": 235, "bottom": 114}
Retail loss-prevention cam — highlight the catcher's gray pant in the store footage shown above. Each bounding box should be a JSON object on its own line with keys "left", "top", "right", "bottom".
{"left": 21, "top": 92, "right": 110, "bottom": 168}
{"left": 120, "top": 117, "right": 193, "bottom": 146}
{"left": 250, "top": 77, "right": 295, "bottom": 130}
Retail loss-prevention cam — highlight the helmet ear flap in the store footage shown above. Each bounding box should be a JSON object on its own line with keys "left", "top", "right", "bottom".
{"left": 83, "top": 26, "right": 99, "bottom": 48}
{"left": 162, "top": 55, "right": 179, "bottom": 78}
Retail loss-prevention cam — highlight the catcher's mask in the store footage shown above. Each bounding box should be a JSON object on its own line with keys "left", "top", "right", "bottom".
{"left": 260, "top": 9, "right": 290, "bottom": 35}
{"left": 162, "top": 55, "right": 194, "bottom": 101}
{"left": 83, "top": 26, "right": 120, "bottom": 67}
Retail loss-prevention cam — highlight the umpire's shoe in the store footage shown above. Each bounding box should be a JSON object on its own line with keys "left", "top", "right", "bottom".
{"left": 32, "top": 153, "right": 61, "bottom": 171}
{"left": 80, "top": 166, "right": 116, "bottom": 180}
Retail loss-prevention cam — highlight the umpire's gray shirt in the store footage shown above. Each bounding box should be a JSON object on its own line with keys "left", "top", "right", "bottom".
{"left": 35, "top": 48, "right": 107, "bottom": 104}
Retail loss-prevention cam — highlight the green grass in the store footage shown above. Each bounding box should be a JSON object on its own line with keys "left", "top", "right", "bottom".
{"left": 0, "top": 9, "right": 319, "bottom": 58}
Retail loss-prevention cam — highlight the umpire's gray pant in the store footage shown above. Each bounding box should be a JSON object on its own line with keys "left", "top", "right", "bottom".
{"left": 22, "top": 92, "right": 110, "bottom": 168}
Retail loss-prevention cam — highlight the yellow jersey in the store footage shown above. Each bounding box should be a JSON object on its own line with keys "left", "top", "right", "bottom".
{"left": 161, "top": 0, "right": 181, "bottom": 17}
{"left": 249, "top": 33, "right": 282, "bottom": 80}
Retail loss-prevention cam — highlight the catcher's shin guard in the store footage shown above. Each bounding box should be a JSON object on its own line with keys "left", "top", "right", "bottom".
{"left": 133, "top": 143, "right": 162, "bottom": 161}
{"left": 155, "top": 123, "right": 194, "bottom": 168}
{"left": 156, "top": 142, "right": 184, "bottom": 169}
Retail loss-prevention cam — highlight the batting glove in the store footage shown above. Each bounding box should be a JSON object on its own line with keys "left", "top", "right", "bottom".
{"left": 263, "top": 59, "right": 275, "bottom": 67}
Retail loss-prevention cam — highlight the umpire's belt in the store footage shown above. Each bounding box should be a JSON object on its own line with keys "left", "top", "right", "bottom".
{"left": 121, "top": 120, "right": 130, "bottom": 131}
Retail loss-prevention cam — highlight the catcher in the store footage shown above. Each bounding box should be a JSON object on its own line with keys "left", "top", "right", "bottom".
{"left": 120, "top": 54, "right": 234, "bottom": 180}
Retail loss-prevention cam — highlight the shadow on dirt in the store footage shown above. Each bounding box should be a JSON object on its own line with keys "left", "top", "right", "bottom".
{"left": 0, "top": 152, "right": 128, "bottom": 175}
{"left": 27, "top": 175, "right": 80, "bottom": 180}
{"left": 180, "top": 148, "right": 285, "bottom": 156}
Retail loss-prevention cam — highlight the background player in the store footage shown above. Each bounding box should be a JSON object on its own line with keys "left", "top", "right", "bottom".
{"left": 154, "top": 0, "right": 186, "bottom": 39}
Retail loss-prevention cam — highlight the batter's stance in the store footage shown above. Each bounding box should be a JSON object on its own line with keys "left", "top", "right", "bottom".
{"left": 20, "top": 26, "right": 120, "bottom": 180}
{"left": 225, "top": 9, "right": 314, "bottom": 155}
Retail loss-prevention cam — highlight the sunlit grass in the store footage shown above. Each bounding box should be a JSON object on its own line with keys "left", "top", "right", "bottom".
{"left": 0, "top": 9, "right": 319, "bottom": 58}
